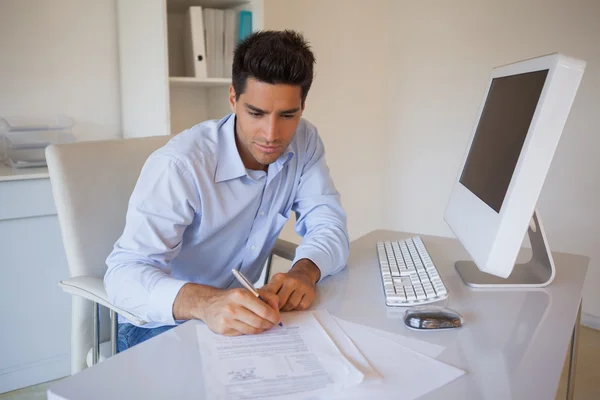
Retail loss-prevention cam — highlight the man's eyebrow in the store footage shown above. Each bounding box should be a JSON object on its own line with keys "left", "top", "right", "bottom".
{"left": 245, "top": 104, "right": 267, "bottom": 113}
{"left": 245, "top": 104, "right": 301, "bottom": 114}
{"left": 279, "top": 107, "right": 301, "bottom": 114}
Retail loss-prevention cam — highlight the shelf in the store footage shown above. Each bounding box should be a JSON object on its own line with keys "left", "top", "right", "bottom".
{"left": 167, "top": 0, "right": 251, "bottom": 13}
{"left": 169, "top": 77, "right": 232, "bottom": 88}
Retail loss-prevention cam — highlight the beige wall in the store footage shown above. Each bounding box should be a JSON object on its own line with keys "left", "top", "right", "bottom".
{"left": 0, "top": 0, "right": 121, "bottom": 141}
{"left": 265, "top": 0, "right": 600, "bottom": 321}
{"left": 264, "top": 0, "right": 390, "bottom": 243}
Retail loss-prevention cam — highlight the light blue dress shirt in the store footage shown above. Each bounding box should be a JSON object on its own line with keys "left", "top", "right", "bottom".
{"left": 104, "top": 113, "right": 349, "bottom": 327}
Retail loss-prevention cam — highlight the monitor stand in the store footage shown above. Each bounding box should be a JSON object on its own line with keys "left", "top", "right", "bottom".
{"left": 455, "top": 210, "right": 556, "bottom": 288}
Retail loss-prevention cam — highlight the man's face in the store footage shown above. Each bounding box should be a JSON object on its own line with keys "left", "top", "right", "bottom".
{"left": 229, "top": 78, "right": 304, "bottom": 171}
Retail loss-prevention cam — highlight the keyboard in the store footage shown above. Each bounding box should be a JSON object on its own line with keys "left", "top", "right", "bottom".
{"left": 377, "top": 236, "right": 448, "bottom": 307}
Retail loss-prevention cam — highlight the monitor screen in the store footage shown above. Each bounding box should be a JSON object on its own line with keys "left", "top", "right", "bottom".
{"left": 459, "top": 69, "right": 549, "bottom": 213}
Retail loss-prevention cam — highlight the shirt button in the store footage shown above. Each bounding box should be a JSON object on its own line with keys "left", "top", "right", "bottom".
{"left": 251, "top": 245, "right": 256, "bottom": 250}
{"left": 259, "top": 211, "right": 265, "bottom": 216}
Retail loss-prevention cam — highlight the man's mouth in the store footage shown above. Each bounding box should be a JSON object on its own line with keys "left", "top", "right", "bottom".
{"left": 255, "top": 143, "right": 281, "bottom": 154}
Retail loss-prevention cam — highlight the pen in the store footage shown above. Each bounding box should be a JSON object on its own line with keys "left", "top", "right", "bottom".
{"left": 232, "top": 269, "right": 283, "bottom": 327}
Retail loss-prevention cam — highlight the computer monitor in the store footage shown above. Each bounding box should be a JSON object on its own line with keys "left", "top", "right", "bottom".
{"left": 444, "top": 53, "right": 585, "bottom": 288}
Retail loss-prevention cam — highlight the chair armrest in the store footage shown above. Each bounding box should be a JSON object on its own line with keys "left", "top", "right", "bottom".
{"left": 271, "top": 239, "right": 298, "bottom": 261}
{"left": 59, "top": 276, "right": 147, "bottom": 326}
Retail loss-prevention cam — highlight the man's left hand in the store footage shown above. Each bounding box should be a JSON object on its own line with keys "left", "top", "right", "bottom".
{"left": 263, "top": 259, "right": 321, "bottom": 311}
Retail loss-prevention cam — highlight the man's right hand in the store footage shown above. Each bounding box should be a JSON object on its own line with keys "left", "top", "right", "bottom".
{"left": 173, "top": 283, "right": 281, "bottom": 336}
{"left": 202, "top": 288, "right": 281, "bottom": 335}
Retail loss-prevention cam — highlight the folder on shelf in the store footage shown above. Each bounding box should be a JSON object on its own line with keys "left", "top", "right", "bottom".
{"left": 183, "top": 7, "right": 250, "bottom": 79}
{"left": 238, "top": 10, "right": 252, "bottom": 43}
{"left": 213, "top": 9, "right": 225, "bottom": 79}
{"left": 183, "top": 6, "right": 207, "bottom": 78}
{"left": 223, "top": 9, "right": 236, "bottom": 78}
{"left": 203, "top": 8, "right": 222, "bottom": 78}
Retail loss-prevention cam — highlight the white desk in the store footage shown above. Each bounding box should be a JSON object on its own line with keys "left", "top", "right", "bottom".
{"left": 47, "top": 230, "right": 588, "bottom": 400}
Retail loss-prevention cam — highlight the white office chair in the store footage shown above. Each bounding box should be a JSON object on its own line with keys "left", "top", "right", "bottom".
{"left": 46, "top": 135, "right": 297, "bottom": 374}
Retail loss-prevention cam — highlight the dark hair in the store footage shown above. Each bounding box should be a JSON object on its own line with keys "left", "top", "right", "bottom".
{"left": 232, "top": 30, "right": 316, "bottom": 105}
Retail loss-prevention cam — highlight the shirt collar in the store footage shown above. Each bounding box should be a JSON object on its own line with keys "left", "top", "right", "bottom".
{"left": 273, "top": 144, "right": 295, "bottom": 169}
{"left": 215, "top": 113, "right": 296, "bottom": 183}
{"left": 215, "top": 114, "right": 247, "bottom": 183}
{"left": 266, "top": 143, "right": 295, "bottom": 185}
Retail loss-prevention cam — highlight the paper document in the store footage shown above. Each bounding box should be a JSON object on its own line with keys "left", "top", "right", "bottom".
{"left": 333, "top": 317, "right": 445, "bottom": 359}
{"left": 313, "top": 311, "right": 382, "bottom": 383}
{"left": 328, "top": 318, "right": 465, "bottom": 400}
{"left": 196, "top": 311, "right": 363, "bottom": 400}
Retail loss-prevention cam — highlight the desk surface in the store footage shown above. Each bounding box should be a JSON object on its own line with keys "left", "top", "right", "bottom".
{"left": 0, "top": 164, "right": 49, "bottom": 182}
{"left": 48, "top": 230, "right": 589, "bottom": 400}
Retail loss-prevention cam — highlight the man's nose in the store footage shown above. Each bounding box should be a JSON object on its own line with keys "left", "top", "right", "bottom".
{"left": 263, "top": 115, "right": 278, "bottom": 142}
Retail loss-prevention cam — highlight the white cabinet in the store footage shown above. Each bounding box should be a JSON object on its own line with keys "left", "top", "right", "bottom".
{"left": 0, "top": 170, "right": 71, "bottom": 394}
{"left": 116, "top": 0, "right": 264, "bottom": 138}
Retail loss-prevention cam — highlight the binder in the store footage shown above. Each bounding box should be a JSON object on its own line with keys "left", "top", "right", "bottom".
{"left": 214, "top": 9, "right": 225, "bottom": 78}
{"left": 183, "top": 6, "right": 207, "bottom": 78}
{"left": 203, "top": 8, "right": 217, "bottom": 77}
{"left": 238, "top": 11, "right": 252, "bottom": 42}
{"left": 223, "top": 9, "right": 237, "bottom": 78}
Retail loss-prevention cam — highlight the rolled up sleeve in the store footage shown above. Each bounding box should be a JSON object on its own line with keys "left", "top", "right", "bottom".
{"left": 104, "top": 155, "right": 199, "bottom": 325}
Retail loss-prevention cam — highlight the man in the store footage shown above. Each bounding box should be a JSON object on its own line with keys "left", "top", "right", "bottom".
{"left": 104, "top": 30, "right": 349, "bottom": 352}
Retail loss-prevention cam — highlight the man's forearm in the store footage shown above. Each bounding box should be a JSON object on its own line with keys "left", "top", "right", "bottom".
{"left": 172, "top": 282, "right": 222, "bottom": 321}
{"left": 290, "top": 258, "right": 321, "bottom": 285}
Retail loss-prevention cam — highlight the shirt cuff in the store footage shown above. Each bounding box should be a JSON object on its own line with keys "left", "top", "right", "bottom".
{"left": 148, "top": 277, "right": 188, "bottom": 325}
{"left": 292, "top": 247, "right": 331, "bottom": 283}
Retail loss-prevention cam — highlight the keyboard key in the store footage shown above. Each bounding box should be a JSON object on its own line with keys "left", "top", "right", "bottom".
{"left": 377, "top": 237, "right": 448, "bottom": 306}
{"left": 386, "top": 295, "right": 405, "bottom": 302}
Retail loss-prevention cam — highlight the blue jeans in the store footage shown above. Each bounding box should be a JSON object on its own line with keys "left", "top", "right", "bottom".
{"left": 117, "top": 323, "right": 176, "bottom": 353}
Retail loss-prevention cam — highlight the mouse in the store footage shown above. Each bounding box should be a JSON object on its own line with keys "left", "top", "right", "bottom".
{"left": 403, "top": 305, "right": 464, "bottom": 330}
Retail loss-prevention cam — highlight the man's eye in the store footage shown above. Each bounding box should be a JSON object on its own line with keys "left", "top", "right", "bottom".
{"left": 248, "top": 111, "right": 262, "bottom": 117}
{"left": 282, "top": 114, "right": 294, "bottom": 119}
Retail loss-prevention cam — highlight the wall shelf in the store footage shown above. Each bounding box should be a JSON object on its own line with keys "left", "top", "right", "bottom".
{"left": 169, "top": 76, "right": 231, "bottom": 88}
{"left": 117, "top": 0, "right": 262, "bottom": 138}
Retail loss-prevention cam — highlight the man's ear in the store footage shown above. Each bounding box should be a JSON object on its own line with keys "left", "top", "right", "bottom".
{"left": 228, "top": 85, "right": 236, "bottom": 113}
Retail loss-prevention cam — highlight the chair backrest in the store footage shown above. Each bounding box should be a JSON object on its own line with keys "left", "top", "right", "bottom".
{"left": 46, "top": 135, "right": 171, "bottom": 373}
{"left": 46, "top": 136, "right": 171, "bottom": 278}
